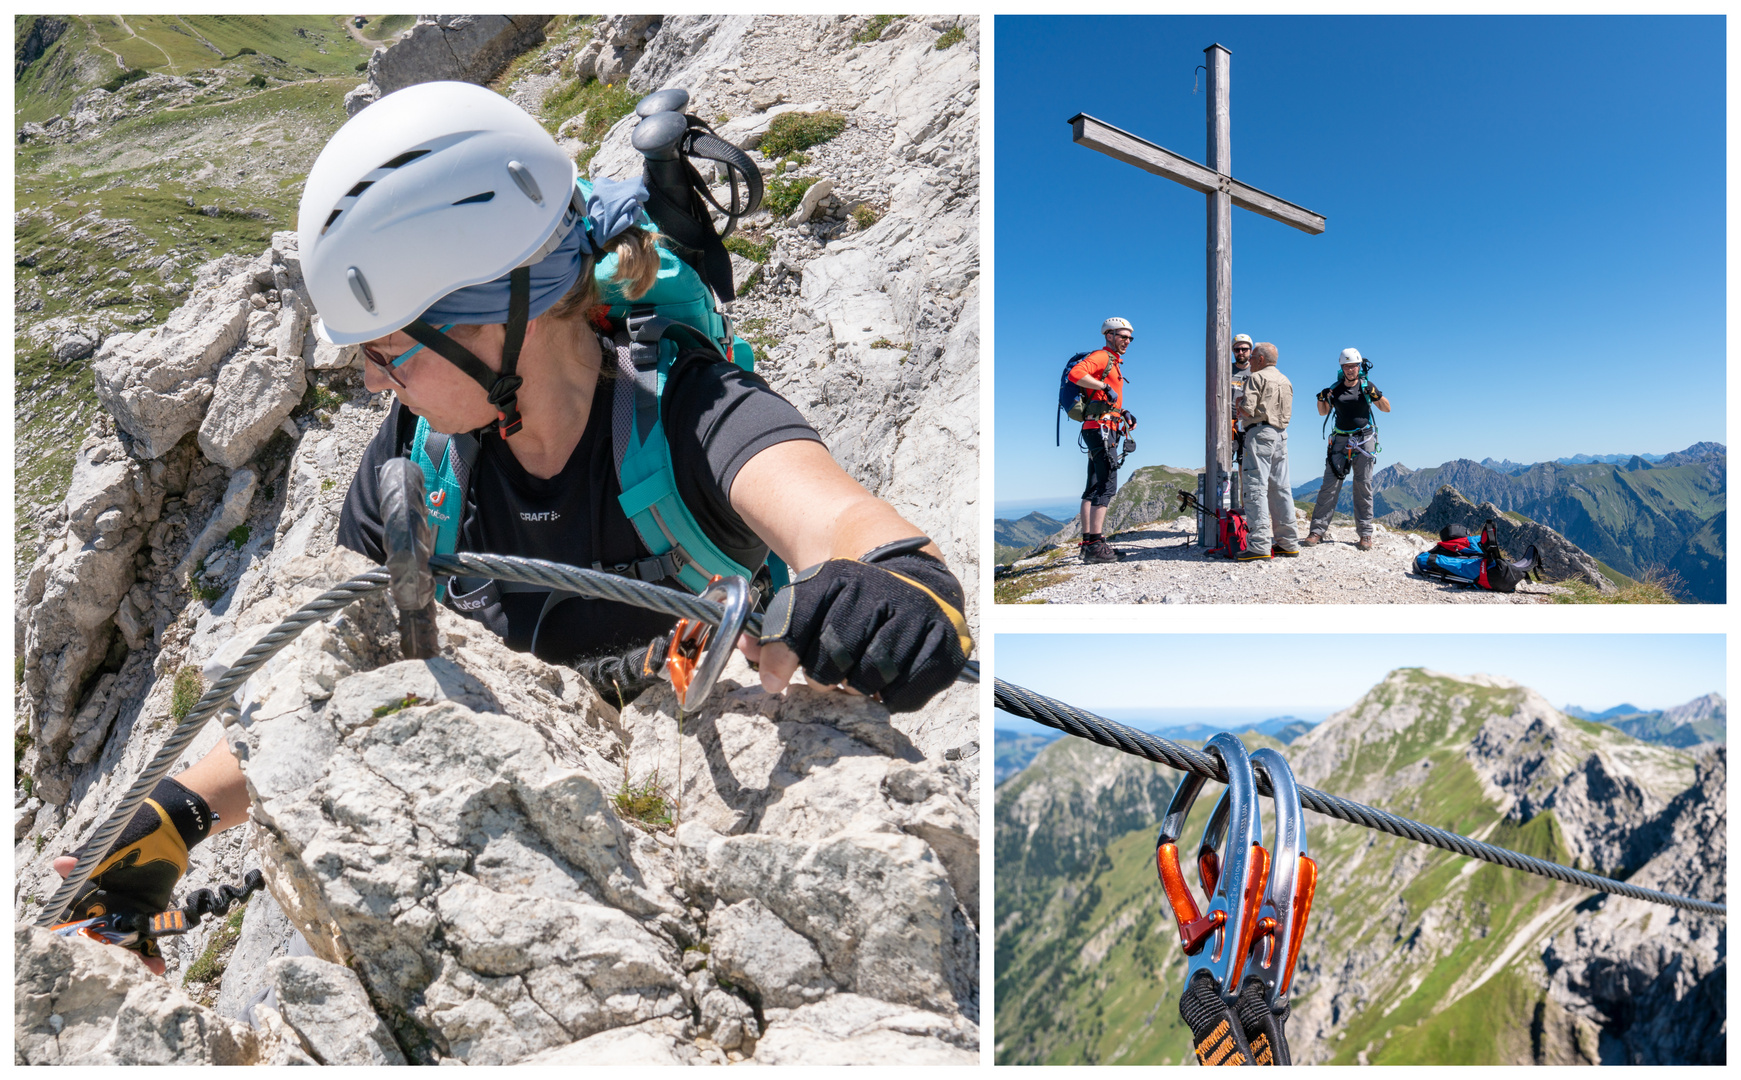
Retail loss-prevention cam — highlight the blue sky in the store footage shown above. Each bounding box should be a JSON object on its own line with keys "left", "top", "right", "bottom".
{"left": 992, "top": 634, "right": 1726, "bottom": 732}
{"left": 993, "top": 15, "right": 1725, "bottom": 510}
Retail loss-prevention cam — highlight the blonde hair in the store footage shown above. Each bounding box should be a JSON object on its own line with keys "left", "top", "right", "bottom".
{"left": 543, "top": 225, "right": 662, "bottom": 323}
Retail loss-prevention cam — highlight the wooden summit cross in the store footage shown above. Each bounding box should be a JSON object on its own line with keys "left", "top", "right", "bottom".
{"left": 1070, "top": 44, "right": 1325, "bottom": 544}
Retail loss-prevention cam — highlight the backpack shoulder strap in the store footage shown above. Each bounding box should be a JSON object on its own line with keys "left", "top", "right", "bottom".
{"left": 606, "top": 317, "right": 768, "bottom": 596}
{"left": 405, "top": 414, "right": 479, "bottom": 563}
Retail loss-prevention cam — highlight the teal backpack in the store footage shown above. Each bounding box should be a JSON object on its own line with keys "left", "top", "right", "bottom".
{"left": 407, "top": 178, "right": 785, "bottom": 602}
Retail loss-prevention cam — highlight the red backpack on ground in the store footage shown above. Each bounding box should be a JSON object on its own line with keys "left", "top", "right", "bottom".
{"left": 1179, "top": 490, "right": 1248, "bottom": 558}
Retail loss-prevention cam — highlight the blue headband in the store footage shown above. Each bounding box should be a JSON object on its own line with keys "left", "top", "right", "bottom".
{"left": 419, "top": 176, "right": 650, "bottom": 326}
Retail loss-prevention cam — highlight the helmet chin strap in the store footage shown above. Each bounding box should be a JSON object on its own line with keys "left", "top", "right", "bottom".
{"left": 401, "top": 265, "right": 532, "bottom": 438}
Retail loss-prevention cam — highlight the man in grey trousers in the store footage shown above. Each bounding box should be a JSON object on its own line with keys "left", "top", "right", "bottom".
{"left": 1234, "top": 342, "right": 1299, "bottom": 560}
{"left": 1304, "top": 348, "right": 1392, "bottom": 551}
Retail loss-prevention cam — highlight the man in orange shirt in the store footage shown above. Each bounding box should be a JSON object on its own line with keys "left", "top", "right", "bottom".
{"left": 1070, "top": 317, "right": 1133, "bottom": 563}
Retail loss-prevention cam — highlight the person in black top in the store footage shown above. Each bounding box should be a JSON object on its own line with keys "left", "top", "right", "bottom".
{"left": 1303, "top": 348, "right": 1392, "bottom": 550}
{"left": 53, "top": 82, "right": 972, "bottom": 970}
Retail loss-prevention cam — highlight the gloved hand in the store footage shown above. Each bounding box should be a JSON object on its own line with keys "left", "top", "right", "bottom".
{"left": 1122, "top": 408, "right": 1138, "bottom": 429}
{"left": 757, "top": 537, "right": 972, "bottom": 712}
{"left": 53, "top": 777, "right": 213, "bottom": 964}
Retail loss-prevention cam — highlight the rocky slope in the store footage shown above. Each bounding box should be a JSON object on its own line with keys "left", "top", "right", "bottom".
{"left": 15, "top": 15, "right": 979, "bottom": 1066}
{"left": 993, "top": 669, "right": 1723, "bottom": 1065}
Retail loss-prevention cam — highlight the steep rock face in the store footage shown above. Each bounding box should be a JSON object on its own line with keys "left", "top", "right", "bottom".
{"left": 1395, "top": 485, "right": 1615, "bottom": 590}
{"left": 1542, "top": 748, "right": 1725, "bottom": 1064}
{"left": 16, "top": 17, "right": 979, "bottom": 1065}
{"left": 344, "top": 15, "right": 554, "bottom": 115}
{"left": 21, "top": 424, "right": 164, "bottom": 764}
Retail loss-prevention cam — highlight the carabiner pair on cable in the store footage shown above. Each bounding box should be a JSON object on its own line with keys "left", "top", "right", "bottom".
{"left": 1154, "top": 735, "right": 1318, "bottom": 1009}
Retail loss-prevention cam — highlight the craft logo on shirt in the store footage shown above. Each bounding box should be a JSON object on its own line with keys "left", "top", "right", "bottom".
{"left": 521, "top": 510, "right": 560, "bottom": 522}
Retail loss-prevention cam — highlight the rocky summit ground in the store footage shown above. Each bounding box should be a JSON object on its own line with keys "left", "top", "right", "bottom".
{"left": 998, "top": 513, "right": 1568, "bottom": 604}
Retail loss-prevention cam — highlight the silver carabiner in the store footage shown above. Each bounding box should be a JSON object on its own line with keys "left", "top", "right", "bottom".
{"left": 1154, "top": 732, "right": 1263, "bottom": 1004}
{"left": 1240, "top": 747, "right": 1317, "bottom": 1011}
{"left": 670, "top": 575, "right": 752, "bottom": 712}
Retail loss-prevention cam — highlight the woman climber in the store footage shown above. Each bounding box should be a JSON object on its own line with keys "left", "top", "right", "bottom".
{"left": 51, "top": 81, "right": 971, "bottom": 970}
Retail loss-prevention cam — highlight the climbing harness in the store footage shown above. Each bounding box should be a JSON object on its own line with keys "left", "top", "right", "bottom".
{"left": 994, "top": 679, "right": 1723, "bottom": 916}
{"left": 51, "top": 870, "right": 265, "bottom": 958}
{"left": 37, "top": 471, "right": 977, "bottom": 929}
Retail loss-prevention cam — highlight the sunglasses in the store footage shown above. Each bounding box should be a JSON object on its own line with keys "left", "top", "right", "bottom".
{"left": 1111, "top": 332, "right": 1133, "bottom": 340}
{"left": 361, "top": 324, "right": 455, "bottom": 388}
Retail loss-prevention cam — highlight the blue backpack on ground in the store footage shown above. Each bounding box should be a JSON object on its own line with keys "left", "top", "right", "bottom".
{"left": 1413, "top": 521, "right": 1540, "bottom": 593}
{"left": 407, "top": 177, "right": 785, "bottom": 602}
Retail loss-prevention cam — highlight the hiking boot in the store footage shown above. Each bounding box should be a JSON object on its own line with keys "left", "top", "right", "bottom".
{"left": 1272, "top": 547, "right": 1301, "bottom": 557}
{"left": 1300, "top": 534, "right": 1325, "bottom": 547}
{"left": 1082, "top": 539, "right": 1120, "bottom": 564}
{"left": 1236, "top": 548, "right": 1272, "bottom": 562}
{"left": 1357, "top": 536, "right": 1374, "bottom": 551}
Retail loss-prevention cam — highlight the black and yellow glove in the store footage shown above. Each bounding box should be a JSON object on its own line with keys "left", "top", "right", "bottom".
{"left": 758, "top": 537, "right": 972, "bottom": 713}
{"left": 59, "top": 777, "right": 214, "bottom": 959}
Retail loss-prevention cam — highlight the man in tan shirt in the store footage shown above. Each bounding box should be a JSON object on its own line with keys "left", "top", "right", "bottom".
{"left": 1235, "top": 342, "right": 1299, "bottom": 559}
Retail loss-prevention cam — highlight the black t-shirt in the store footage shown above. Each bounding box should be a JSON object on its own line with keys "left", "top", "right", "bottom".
{"left": 1321, "top": 377, "right": 1383, "bottom": 432}
{"left": 337, "top": 349, "right": 821, "bottom": 661}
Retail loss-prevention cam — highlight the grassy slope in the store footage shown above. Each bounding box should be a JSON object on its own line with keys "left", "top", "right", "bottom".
{"left": 15, "top": 18, "right": 368, "bottom": 571}
{"left": 994, "top": 671, "right": 1694, "bottom": 1065}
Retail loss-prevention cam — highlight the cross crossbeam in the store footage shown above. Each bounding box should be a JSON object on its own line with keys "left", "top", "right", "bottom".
{"left": 1068, "top": 114, "right": 1325, "bottom": 235}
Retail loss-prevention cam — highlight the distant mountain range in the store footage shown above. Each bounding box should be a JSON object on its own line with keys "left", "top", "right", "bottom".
{"left": 995, "top": 717, "right": 1318, "bottom": 785}
{"left": 995, "top": 728, "right": 1061, "bottom": 784}
{"left": 993, "top": 512, "right": 1067, "bottom": 563}
{"left": 1294, "top": 443, "right": 1725, "bottom": 602}
{"left": 1566, "top": 693, "right": 1726, "bottom": 748}
{"left": 995, "top": 668, "right": 1724, "bottom": 1065}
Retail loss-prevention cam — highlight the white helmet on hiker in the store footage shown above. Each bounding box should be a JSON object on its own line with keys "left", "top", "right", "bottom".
{"left": 1102, "top": 317, "right": 1133, "bottom": 336}
{"left": 1339, "top": 347, "right": 1364, "bottom": 367}
{"left": 298, "top": 81, "right": 580, "bottom": 346}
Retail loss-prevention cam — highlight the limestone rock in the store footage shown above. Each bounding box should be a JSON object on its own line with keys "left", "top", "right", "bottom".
{"left": 15, "top": 926, "right": 259, "bottom": 1064}
{"left": 347, "top": 15, "right": 554, "bottom": 116}
{"left": 198, "top": 344, "right": 306, "bottom": 469}
{"left": 710, "top": 896, "right": 832, "bottom": 1007}
{"left": 93, "top": 260, "right": 258, "bottom": 459}
{"left": 267, "top": 955, "right": 407, "bottom": 1064}
{"left": 513, "top": 1017, "right": 698, "bottom": 1064}
{"left": 22, "top": 428, "right": 162, "bottom": 761}
{"left": 175, "top": 466, "right": 258, "bottom": 580}
{"left": 751, "top": 994, "right": 978, "bottom": 1064}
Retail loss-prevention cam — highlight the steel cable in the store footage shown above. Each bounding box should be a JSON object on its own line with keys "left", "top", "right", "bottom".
{"left": 995, "top": 679, "right": 1724, "bottom": 916}
{"left": 431, "top": 552, "right": 980, "bottom": 682}
{"left": 38, "top": 556, "right": 977, "bottom": 926}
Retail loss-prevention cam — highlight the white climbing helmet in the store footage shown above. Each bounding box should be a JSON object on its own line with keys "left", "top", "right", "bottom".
{"left": 1101, "top": 317, "right": 1133, "bottom": 336}
{"left": 1339, "top": 347, "right": 1364, "bottom": 366}
{"left": 298, "top": 81, "right": 580, "bottom": 345}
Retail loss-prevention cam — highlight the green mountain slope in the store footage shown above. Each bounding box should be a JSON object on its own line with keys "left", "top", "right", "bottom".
{"left": 995, "top": 669, "right": 1721, "bottom": 1065}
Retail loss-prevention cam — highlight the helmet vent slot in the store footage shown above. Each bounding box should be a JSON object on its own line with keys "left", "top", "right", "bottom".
{"left": 452, "top": 191, "right": 496, "bottom": 206}
{"left": 382, "top": 148, "right": 431, "bottom": 169}
{"left": 322, "top": 209, "right": 342, "bottom": 233}
{"left": 346, "top": 180, "right": 374, "bottom": 198}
